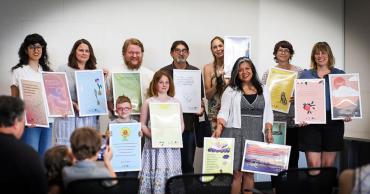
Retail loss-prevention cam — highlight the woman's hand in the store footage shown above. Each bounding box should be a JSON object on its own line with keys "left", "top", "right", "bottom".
{"left": 212, "top": 118, "right": 225, "bottom": 138}
{"left": 297, "top": 121, "right": 308, "bottom": 127}
{"left": 344, "top": 116, "right": 352, "bottom": 122}
{"left": 264, "top": 123, "right": 273, "bottom": 143}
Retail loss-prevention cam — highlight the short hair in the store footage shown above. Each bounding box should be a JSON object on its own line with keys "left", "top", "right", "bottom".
{"left": 229, "top": 57, "right": 263, "bottom": 95}
{"left": 68, "top": 39, "right": 97, "bottom": 70}
{"left": 148, "top": 70, "right": 175, "bottom": 97}
{"left": 122, "top": 38, "right": 144, "bottom": 55}
{"left": 170, "top": 40, "right": 189, "bottom": 52}
{"left": 44, "top": 145, "right": 73, "bottom": 184}
{"left": 0, "top": 95, "right": 24, "bottom": 127}
{"left": 116, "top": 95, "right": 132, "bottom": 105}
{"left": 310, "top": 41, "right": 335, "bottom": 70}
{"left": 70, "top": 127, "right": 101, "bottom": 160}
{"left": 273, "top": 40, "right": 295, "bottom": 62}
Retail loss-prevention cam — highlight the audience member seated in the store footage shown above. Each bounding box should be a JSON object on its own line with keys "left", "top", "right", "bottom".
{"left": 62, "top": 127, "right": 116, "bottom": 187}
{"left": 339, "top": 164, "right": 370, "bottom": 194}
{"left": 44, "top": 145, "right": 75, "bottom": 194}
{"left": 0, "top": 95, "right": 48, "bottom": 194}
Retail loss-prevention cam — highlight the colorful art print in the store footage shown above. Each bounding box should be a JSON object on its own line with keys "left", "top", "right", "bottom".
{"left": 19, "top": 79, "right": 49, "bottom": 127}
{"left": 202, "top": 137, "right": 235, "bottom": 178}
{"left": 112, "top": 72, "right": 143, "bottom": 115}
{"left": 173, "top": 69, "right": 202, "bottom": 113}
{"left": 241, "top": 140, "right": 291, "bottom": 176}
{"left": 224, "top": 36, "right": 251, "bottom": 78}
{"left": 75, "top": 70, "right": 108, "bottom": 116}
{"left": 329, "top": 74, "right": 362, "bottom": 120}
{"left": 272, "top": 121, "right": 287, "bottom": 145}
{"left": 294, "top": 79, "right": 326, "bottom": 124}
{"left": 149, "top": 103, "right": 183, "bottom": 148}
{"left": 266, "top": 67, "right": 298, "bottom": 113}
{"left": 42, "top": 72, "right": 74, "bottom": 117}
{"left": 109, "top": 123, "right": 141, "bottom": 172}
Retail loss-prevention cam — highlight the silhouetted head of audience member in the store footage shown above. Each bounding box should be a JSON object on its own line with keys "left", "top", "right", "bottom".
{"left": 0, "top": 95, "right": 25, "bottom": 139}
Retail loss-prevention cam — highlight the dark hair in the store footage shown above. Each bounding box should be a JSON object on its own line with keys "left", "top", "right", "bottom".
{"left": 148, "top": 70, "right": 175, "bottom": 97}
{"left": 0, "top": 95, "right": 24, "bottom": 127}
{"left": 70, "top": 127, "right": 101, "bottom": 160}
{"left": 229, "top": 57, "right": 263, "bottom": 95}
{"left": 122, "top": 38, "right": 144, "bottom": 54}
{"left": 44, "top": 145, "right": 73, "bottom": 185}
{"left": 170, "top": 40, "right": 189, "bottom": 52}
{"left": 11, "top": 33, "right": 51, "bottom": 72}
{"left": 310, "top": 41, "right": 335, "bottom": 70}
{"left": 116, "top": 95, "right": 132, "bottom": 105}
{"left": 68, "top": 39, "right": 97, "bottom": 70}
{"left": 273, "top": 40, "right": 295, "bottom": 62}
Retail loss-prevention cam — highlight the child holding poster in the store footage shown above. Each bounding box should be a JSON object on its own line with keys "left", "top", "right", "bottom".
{"left": 139, "top": 70, "right": 184, "bottom": 194}
{"left": 105, "top": 95, "right": 141, "bottom": 177}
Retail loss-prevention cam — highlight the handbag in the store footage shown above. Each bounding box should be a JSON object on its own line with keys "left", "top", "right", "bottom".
{"left": 194, "top": 112, "right": 212, "bottom": 148}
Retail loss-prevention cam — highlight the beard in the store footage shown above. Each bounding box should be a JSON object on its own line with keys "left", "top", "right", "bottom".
{"left": 174, "top": 57, "right": 187, "bottom": 64}
{"left": 124, "top": 57, "right": 142, "bottom": 70}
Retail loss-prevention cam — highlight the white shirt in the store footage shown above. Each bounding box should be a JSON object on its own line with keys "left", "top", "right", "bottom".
{"left": 11, "top": 65, "right": 43, "bottom": 87}
{"left": 217, "top": 86, "right": 274, "bottom": 132}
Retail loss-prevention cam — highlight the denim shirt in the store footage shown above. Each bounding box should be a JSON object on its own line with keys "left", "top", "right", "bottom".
{"left": 299, "top": 68, "right": 345, "bottom": 111}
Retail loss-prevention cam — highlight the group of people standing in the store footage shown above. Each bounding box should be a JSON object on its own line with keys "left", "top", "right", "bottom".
{"left": 7, "top": 32, "right": 351, "bottom": 194}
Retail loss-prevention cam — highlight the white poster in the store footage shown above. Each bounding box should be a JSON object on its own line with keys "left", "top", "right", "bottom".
{"left": 224, "top": 36, "right": 252, "bottom": 78}
{"left": 173, "top": 69, "right": 201, "bottom": 113}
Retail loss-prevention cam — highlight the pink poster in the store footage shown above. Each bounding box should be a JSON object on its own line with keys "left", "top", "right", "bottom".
{"left": 19, "top": 79, "right": 49, "bottom": 127}
{"left": 329, "top": 74, "right": 362, "bottom": 120}
{"left": 42, "top": 72, "right": 74, "bottom": 117}
{"left": 294, "top": 79, "right": 326, "bottom": 124}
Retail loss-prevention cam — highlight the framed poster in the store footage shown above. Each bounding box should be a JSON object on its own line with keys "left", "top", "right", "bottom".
{"left": 241, "top": 140, "right": 291, "bottom": 176}
{"left": 173, "top": 69, "right": 201, "bottom": 113}
{"left": 224, "top": 36, "right": 251, "bottom": 78}
{"left": 202, "top": 137, "right": 234, "bottom": 178}
{"left": 272, "top": 121, "right": 287, "bottom": 145}
{"left": 266, "top": 67, "right": 298, "bottom": 113}
{"left": 109, "top": 123, "right": 141, "bottom": 172}
{"left": 19, "top": 79, "right": 49, "bottom": 127}
{"left": 75, "top": 70, "right": 108, "bottom": 116}
{"left": 329, "top": 74, "right": 362, "bottom": 120}
{"left": 42, "top": 72, "right": 74, "bottom": 117}
{"left": 294, "top": 79, "right": 326, "bottom": 124}
{"left": 112, "top": 72, "right": 142, "bottom": 115}
{"left": 150, "top": 103, "right": 183, "bottom": 148}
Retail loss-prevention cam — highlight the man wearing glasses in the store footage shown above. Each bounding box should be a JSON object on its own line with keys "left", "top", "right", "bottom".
{"left": 161, "top": 40, "right": 205, "bottom": 174}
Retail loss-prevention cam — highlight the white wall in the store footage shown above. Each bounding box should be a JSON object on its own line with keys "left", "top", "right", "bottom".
{"left": 1, "top": 0, "right": 343, "bottom": 95}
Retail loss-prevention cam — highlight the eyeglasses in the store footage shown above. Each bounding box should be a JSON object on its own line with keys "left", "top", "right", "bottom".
{"left": 116, "top": 107, "right": 132, "bottom": 111}
{"left": 277, "top": 48, "right": 290, "bottom": 54}
{"left": 28, "top": 44, "right": 43, "bottom": 51}
{"left": 174, "top": 48, "right": 188, "bottom": 54}
{"left": 127, "top": 51, "right": 141, "bottom": 56}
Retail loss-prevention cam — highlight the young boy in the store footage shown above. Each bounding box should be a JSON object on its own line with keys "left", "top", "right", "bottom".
{"left": 62, "top": 127, "right": 116, "bottom": 187}
{"left": 106, "top": 95, "right": 141, "bottom": 177}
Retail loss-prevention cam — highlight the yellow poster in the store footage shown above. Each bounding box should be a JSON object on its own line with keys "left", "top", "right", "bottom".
{"left": 266, "top": 67, "right": 297, "bottom": 113}
{"left": 149, "top": 103, "right": 183, "bottom": 148}
{"left": 202, "top": 137, "right": 234, "bottom": 181}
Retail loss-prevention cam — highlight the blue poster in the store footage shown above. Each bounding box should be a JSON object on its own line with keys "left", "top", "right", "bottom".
{"left": 109, "top": 123, "right": 141, "bottom": 172}
{"left": 75, "top": 70, "right": 108, "bottom": 116}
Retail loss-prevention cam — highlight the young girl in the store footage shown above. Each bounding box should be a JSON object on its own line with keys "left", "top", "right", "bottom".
{"left": 139, "top": 70, "right": 184, "bottom": 194}
{"left": 10, "top": 33, "right": 53, "bottom": 157}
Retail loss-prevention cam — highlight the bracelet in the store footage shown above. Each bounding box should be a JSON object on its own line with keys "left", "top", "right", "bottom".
{"left": 264, "top": 128, "right": 272, "bottom": 133}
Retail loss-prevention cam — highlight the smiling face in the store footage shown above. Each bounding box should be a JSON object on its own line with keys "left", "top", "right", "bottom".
{"left": 275, "top": 47, "right": 291, "bottom": 63}
{"left": 314, "top": 50, "right": 329, "bottom": 67}
{"left": 238, "top": 62, "right": 253, "bottom": 83}
{"left": 115, "top": 102, "right": 132, "bottom": 120}
{"left": 124, "top": 44, "right": 143, "bottom": 70}
{"left": 156, "top": 75, "right": 170, "bottom": 95}
{"left": 171, "top": 44, "right": 189, "bottom": 64}
{"left": 75, "top": 43, "right": 90, "bottom": 64}
{"left": 211, "top": 38, "right": 224, "bottom": 59}
{"left": 27, "top": 43, "right": 43, "bottom": 63}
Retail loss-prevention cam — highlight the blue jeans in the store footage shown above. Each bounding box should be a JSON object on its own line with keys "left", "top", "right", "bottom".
{"left": 21, "top": 124, "right": 52, "bottom": 159}
{"left": 181, "top": 130, "right": 196, "bottom": 174}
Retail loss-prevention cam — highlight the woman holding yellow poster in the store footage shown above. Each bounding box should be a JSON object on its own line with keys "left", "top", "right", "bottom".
{"left": 261, "top": 40, "right": 303, "bottom": 191}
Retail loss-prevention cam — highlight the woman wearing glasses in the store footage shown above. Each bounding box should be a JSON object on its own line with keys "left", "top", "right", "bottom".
{"left": 10, "top": 33, "right": 53, "bottom": 157}
{"left": 213, "top": 57, "right": 273, "bottom": 194}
